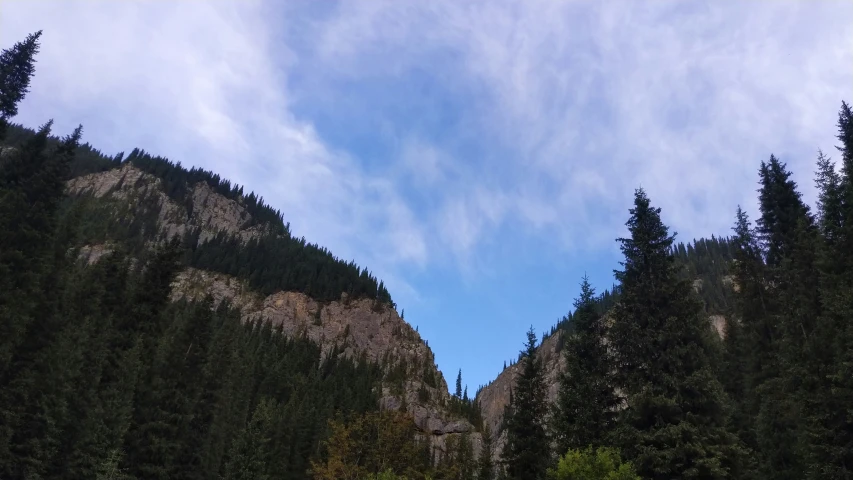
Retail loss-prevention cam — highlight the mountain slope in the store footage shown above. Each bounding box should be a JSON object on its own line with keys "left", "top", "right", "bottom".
{"left": 64, "top": 159, "right": 478, "bottom": 443}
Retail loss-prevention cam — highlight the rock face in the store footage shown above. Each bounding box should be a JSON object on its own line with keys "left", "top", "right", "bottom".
{"left": 67, "top": 164, "right": 266, "bottom": 243}
{"left": 78, "top": 243, "right": 115, "bottom": 265}
{"left": 170, "top": 267, "right": 476, "bottom": 448}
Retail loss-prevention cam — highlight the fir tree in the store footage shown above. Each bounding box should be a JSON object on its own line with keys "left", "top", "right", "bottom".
{"left": 478, "top": 426, "right": 494, "bottom": 480}
{"left": 609, "top": 188, "right": 738, "bottom": 479}
{"left": 752, "top": 155, "right": 820, "bottom": 479}
{"left": 0, "top": 30, "right": 41, "bottom": 137}
{"left": 502, "top": 327, "right": 549, "bottom": 480}
{"left": 553, "top": 276, "right": 618, "bottom": 456}
{"left": 456, "top": 369, "right": 463, "bottom": 399}
{"left": 804, "top": 102, "right": 853, "bottom": 478}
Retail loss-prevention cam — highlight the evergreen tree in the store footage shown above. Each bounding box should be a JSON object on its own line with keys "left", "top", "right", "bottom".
{"left": 804, "top": 102, "right": 853, "bottom": 478}
{"left": 728, "top": 206, "right": 770, "bottom": 460}
{"left": 0, "top": 123, "right": 82, "bottom": 478}
{"left": 478, "top": 426, "right": 494, "bottom": 480}
{"left": 456, "top": 369, "right": 463, "bottom": 399}
{"left": 609, "top": 188, "right": 737, "bottom": 479}
{"left": 553, "top": 276, "right": 618, "bottom": 456}
{"left": 0, "top": 30, "right": 41, "bottom": 137}
{"left": 752, "top": 155, "right": 820, "bottom": 479}
{"left": 502, "top": 327, "right": 549, "bottom": 480}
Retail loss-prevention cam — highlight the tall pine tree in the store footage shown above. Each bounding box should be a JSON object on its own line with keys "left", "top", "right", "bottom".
{"left": 553, "top": 276, "right": 618, "bottom": 456}
{"left": 752, "top": 155, "right": 820, "bottom": 479}
{"left": 609, "top": 188, "right": 737, "bottom": 479}
{"left": 502, "top": 327, "right": 549, "bottom": 480}
{"left": 0, "top": 30, "right": 41, "bottom": 138}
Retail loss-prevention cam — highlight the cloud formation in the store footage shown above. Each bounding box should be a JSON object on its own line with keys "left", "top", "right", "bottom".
{"left": 304, "top": 0, "right": 853, "bottom": 256}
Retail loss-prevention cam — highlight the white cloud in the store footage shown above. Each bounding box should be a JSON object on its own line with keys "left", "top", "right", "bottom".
{"left": 308, "top": 0, "right": 853, "bottom": 249}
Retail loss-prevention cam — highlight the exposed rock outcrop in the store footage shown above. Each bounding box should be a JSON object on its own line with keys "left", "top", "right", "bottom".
{"left": 67, "top": 164, "right": 266, "bottom": 244}
{"left": 170, "top": 267, "right": 473, "bottom": 441}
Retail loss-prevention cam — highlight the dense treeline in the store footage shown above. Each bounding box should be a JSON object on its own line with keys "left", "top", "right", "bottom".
{"left": 449, "top": 369, "right": 484, "bottom": 430}
{"left": 546, "top": 235, "right": 734, "bottom": 351}
{"left": 496, "top": 101, "right": 853, "bottom": 479}
{"left": 190, "top": 230, "right": 393, "bottom": 304}
{"left": 673, "top": 235, "right": 736, "bottom": 314}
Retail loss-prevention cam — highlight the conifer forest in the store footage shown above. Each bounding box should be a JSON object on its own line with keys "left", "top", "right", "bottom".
{"left": 1, "top": 29, "right": 852, "bottom": 480}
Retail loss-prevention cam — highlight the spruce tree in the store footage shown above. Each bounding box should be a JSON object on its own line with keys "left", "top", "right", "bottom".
{"left": 805, "top": 102, "right": 853, "bottom": 478}
{"left": 0, "top": 30, "right": 41, "bottom": 138}
{"left": 553, "top": 276, "right": 618, "bottom": 456}
{"left": 479, "top": 426, "right": 494, "bottom": 480}
{"left": 502, "top": 327, "right": 549, "bottom": 480}
{"left": 753, "top": 155, "right": 820, "bottom": 479}
{"left": 0, "top": 123, "right": 82, "bottom": 478}
{"left": 456, "top": 369, "right": 463, "bottom": 399}
{"left": 609, "top": 188, "right": 737, "bottom": 479}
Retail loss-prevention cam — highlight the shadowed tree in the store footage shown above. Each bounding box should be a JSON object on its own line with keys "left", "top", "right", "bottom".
{"left": 609, "top": 188, "right": 739, "bottom": 479}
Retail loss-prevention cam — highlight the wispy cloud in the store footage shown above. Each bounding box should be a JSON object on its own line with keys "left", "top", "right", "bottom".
{"left": 302, "top": 0, "right": 853, "bottom": 253}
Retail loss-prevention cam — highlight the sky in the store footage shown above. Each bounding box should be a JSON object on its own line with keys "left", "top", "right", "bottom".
{"left": 1, "top": 0, "right": 851, "bottom": 392}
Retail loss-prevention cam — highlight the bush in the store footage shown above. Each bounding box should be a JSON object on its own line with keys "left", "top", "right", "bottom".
{"left": 547, "top": 447, "right": 639, "bottom": 480}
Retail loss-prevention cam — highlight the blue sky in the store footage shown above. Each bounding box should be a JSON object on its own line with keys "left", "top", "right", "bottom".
{"left": 2, "top": 0, "right": 851, "bottom": 392}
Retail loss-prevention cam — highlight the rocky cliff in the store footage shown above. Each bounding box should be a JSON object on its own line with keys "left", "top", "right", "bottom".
{"left": 67, "top": 164, "right": 477, "bottom": 453}
{"left": 67, "top": 164, "right": 268, "bottom": 243}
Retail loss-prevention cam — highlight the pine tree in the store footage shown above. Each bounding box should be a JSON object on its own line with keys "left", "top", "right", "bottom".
{"left": 456, "top": 369, "right": 463, "bottom": 399}
{"left": 609, "top": 188, "right": 737, "bottom": 479}
{"left": 751, "top": 155, "right": 820, "bottom": 479}
{"left": 728, "top": 207, "right": 770, "bottom": 455}
{"left": 804, "top": 102, "right": 853, "bottom": 478}
{"left": 0, "top": 30, "right": 41, "bottom": 138}
{"left": 553, "top": 276, "right": 618, "bottom": 456}
{"left": 502, "top": 327, "right": 549, "bottom": 480}
{"left": 478, "top": 426, "right": 494, "bottom": 480}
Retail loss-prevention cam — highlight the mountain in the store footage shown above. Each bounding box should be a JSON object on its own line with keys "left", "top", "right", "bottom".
{"left": 1, "top": 116, "right": 483, "bottom": 478}
{"left": 65, "top": 152, "right": 481, "bottom": 440}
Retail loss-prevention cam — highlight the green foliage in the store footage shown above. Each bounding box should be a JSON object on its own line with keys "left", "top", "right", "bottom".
{"left": 547, "top": 447, "right": 639, "bottom": 480}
